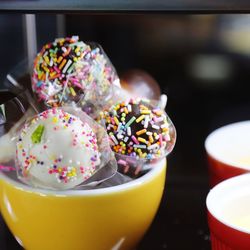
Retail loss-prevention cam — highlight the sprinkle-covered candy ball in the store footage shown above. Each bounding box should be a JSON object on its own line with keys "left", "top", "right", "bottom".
{"left": 102, "top": 98, "right": 174, "bottom": 160}
{"left": 32, "top": 36, "right": 118, "bottom": 108}
{"left": 16, "top": 108, "right": 100, "bottom": 189}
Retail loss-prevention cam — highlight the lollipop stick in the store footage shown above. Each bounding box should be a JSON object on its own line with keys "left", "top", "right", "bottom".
{"left": 23, "top": 14, "right": 37, "bottom": 69}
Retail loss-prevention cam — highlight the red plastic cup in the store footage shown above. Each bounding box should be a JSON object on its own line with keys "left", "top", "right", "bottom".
{"left": 206, "top": 173, "right": 250, "bottom": 250}
{"left": 205, "top": 121, "right": 250, "bottom": 187}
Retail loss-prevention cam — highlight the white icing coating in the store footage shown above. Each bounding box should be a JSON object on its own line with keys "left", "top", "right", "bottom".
{"left": 16, "top": 108, "right": 100, "bottom": 189}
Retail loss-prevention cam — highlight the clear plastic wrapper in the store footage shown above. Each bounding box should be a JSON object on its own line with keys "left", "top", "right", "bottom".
{"left": 0, "top": 63, "right": 130, "bottom": 190}
{"left": 79, "top": 83, "right": 168, "bottom": 121}
{"left": 31, "top": 36, "right": 120, "bottom": 109}
{"left": 3, "top": 59, "right": 28, "bottom": 94}
{"left": 14, "top": 105, "right": 117, "bottom": 190}
{"left": 0, "top": 89, "right": 38, "bottom": 166}
{"left": 79, "top": 83, "right": 129, "bottom": 120}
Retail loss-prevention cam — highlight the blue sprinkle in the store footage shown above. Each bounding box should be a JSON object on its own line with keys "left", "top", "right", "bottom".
{"left": 36, "top": 81, "right": 43, "bottom": 87}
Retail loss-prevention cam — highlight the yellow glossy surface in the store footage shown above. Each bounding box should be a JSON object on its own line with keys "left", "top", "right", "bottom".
{"left": 0, "top": 162, "right": 166, "bottom": 250}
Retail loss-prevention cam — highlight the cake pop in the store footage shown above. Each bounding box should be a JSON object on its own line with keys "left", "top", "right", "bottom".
{"left": 16, "top": 108, "right": 100, "bottom": 189}
{"left": 120, "top": 69, "right": 161, "bottom": 100}
{"left": 102, "top": 98, "right": 175, "bottom": 160}
{"left": 32, "top": 36, "right": 119, "bottom": 108}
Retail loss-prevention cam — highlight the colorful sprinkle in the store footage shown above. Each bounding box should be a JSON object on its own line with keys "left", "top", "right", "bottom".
{"left": 31, "top": 125, "right": 45, "bottom": 144}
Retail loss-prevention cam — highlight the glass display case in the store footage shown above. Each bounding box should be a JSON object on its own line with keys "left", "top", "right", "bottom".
{"left": 1, "top": 2, "right": 250, "bottom": 250}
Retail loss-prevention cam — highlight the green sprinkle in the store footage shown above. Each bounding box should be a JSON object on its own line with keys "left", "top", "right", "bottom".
{"left": 67, "top": 63, "right": 75, "bottom": 74}
{"left": 31, "top": 125, "right": 45, "bottom": 144}
{"left": 125, "top": 116, "right": 136, "bottom": 128}
{"left": 69, "top": 42, "right": 85, "bottom": 47}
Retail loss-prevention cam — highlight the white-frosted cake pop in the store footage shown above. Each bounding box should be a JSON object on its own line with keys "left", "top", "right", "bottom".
{"left": 16, "top": 108, "right": 100, "bottom": 189}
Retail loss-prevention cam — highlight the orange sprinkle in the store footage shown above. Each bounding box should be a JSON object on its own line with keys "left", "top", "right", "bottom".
{"left": 63, "top": 47, "right": 71, "bottom": 57}
{"left": 162, "top": 127, "right": 169, "bottom": 132}
{"left": 139, "top": 104, "right": 148, "bottom": 110}
{"left": 136, "top": 129, "right": 147, "bottom": 136}
{"left": 57, "top": 56, "right": 63, "bottom": 63}
{"left": 155, "top": 110, "right": 163, "bottom": 116}
{"left": 49, "top": 73, "right": 60, "bottom": 80}
{"left": 59, "top": 59, "right": 67, "bottom": 70}
{"left": 149, "top": 135, "right": 154, "bottom": 143}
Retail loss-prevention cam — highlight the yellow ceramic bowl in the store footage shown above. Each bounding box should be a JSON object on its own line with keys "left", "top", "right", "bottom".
{"left": 0, "top": 158, "right": 166, "bottom": 250}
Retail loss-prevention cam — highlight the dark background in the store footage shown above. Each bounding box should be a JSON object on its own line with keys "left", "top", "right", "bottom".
{"left": 1, "top": 14, "right": 250, "bottom": 249}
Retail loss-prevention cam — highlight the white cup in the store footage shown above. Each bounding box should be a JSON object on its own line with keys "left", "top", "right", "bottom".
{"left": 205, "top": 120, "right": 250, "bottom": 186}
{"left": 206, "top": 173, "right": 250, "bottom": 249}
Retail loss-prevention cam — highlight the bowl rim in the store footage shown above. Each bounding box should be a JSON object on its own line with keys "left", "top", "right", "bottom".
{"left": 204, "top": 120, "right": 250, "bottom": 170}
{"left": 0, "top": 158, "right": 166, "bottom": 197}
{"left": 206, "top": 173, "right": 250, "bottom": 235}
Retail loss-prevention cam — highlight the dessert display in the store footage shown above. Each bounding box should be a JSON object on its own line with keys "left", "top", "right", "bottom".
{"left": 0, "top": 34, "right": 177, "bottom": 250}
{"left": 0, "top": 35, "right": 176, "bottom": 189}
{"left": 16, "top": 108, "right": 100, "bottom": 189}
{"left": 32, "top": 36, "right": 119, "bottom": 108}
